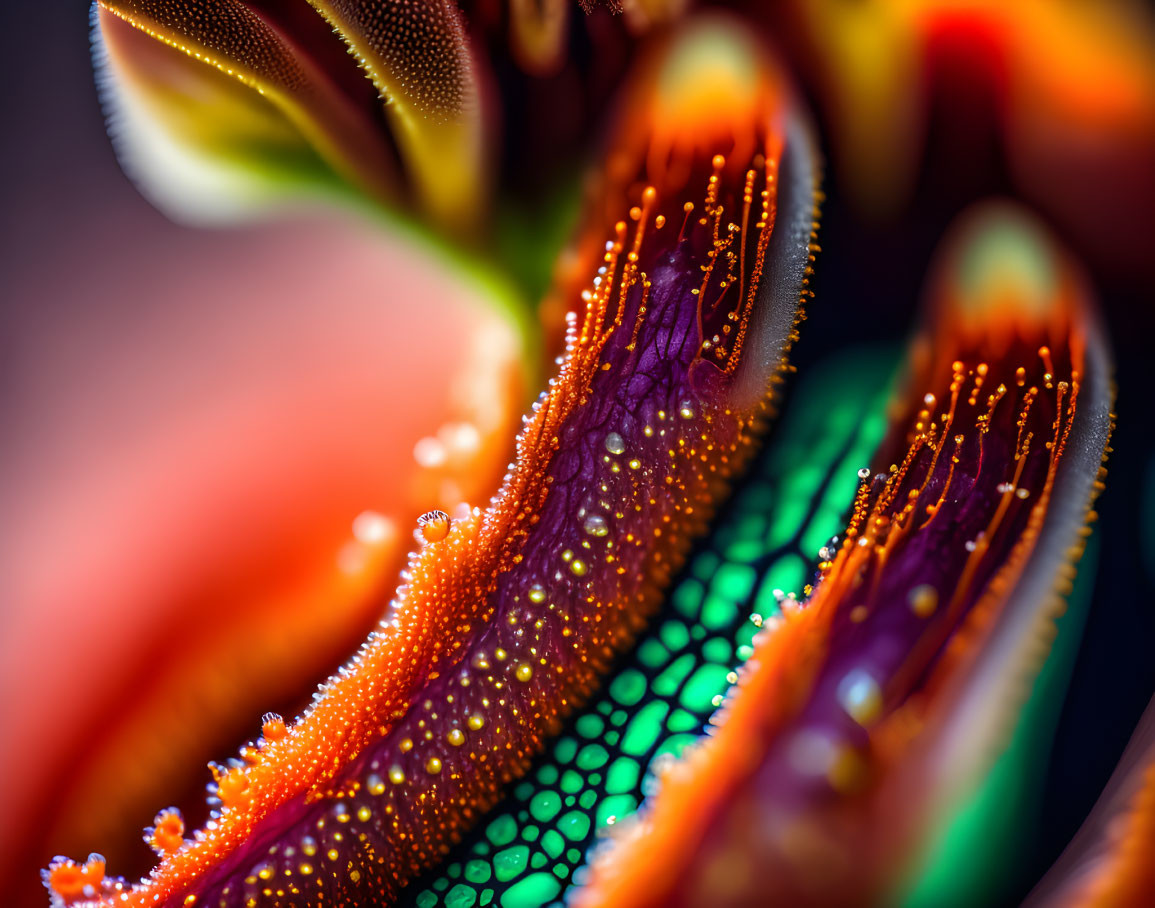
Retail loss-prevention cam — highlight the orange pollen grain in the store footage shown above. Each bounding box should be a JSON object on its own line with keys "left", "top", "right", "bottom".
{"left": 417, "top": 509, "right": 451, "bottom": 543}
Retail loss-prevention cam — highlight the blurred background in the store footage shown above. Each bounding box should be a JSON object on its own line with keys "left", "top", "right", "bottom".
{"left": 2, "top": 1, "right": 1154, "bottom": 906}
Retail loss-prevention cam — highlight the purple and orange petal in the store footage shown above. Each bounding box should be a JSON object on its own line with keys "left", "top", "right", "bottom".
{"left": 575, "top": 202, "right": 1114, "bottom": 907}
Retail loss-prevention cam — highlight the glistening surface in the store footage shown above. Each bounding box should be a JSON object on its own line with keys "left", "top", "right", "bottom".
{"left": 404, "top": 348, "right": 895, "bottom": 908}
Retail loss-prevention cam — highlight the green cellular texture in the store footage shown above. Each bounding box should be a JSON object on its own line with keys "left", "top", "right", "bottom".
{"left": 402, "top": 348, "right": 895, "bottom": 908}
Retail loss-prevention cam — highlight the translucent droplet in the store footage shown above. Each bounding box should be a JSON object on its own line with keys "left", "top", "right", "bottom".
{"left": 584, "top": 515, "right": 609, "bottom": 537}
{"left": 837, "top": 669, "right": 883, "bottom": 726}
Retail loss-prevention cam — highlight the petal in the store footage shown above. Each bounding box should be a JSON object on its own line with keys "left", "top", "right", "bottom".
{"left": 94, "top": 0, "right": 488, "bottom": 229}
{"left": 574, "top": 201, "right": 1114, "bottom": 907}
{"left": 3, "top": 207, "right": 526, "bottom": 907}
{"left": 302, "top": 0, "right": 488, "bottom": 228}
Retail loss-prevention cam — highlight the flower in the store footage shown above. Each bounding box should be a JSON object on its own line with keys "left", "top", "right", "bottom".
{"left": 3, "top": 2, "right": 1152, "bottom": 907}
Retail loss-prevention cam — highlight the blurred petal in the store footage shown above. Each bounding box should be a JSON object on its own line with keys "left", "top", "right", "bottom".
{"left": 1025, "top": 694, "right": 1155, "bottom": 908}
{"left": 302, "top": 0, "right": 488, "bottom": 228}
{"left": 779, "top": 0, "right": 923, "bottom": 218}
{"left": 95, "top": 0, "right": 489, "bottom": 230}
{"left": 0, "top": 207, "right": 526, "bottom": 906}
{"left": 777, "top": 0, "right": 1155, "bottom": 274}
{"left": 508, "top": 0, "right": 570, "bottom": 76}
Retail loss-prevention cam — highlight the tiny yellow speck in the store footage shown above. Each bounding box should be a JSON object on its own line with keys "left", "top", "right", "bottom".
{"left": 426, "top": 757, "right": 443, "bottom": 774}
{"left": 908, "top": 584, "right": 938, "bottom": 618}
{"left": 516, "top": 664, "right": 534, "bottom": 682}
{"left": 447, "top": 728, "right": 465, "bottom": 746}
{"left": 571, "top": 559, "right": 588, "bottom": 576}
{"left": 468, "top": 714, "right": 485, "bottom": 730}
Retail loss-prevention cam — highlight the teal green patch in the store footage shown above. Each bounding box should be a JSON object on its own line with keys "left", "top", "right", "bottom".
{"left": 713, "top": 562, "right": 757, "bottom": 603}
{"left": 605, "top": 757, "right": 640, "bottom": 794}
{"left": 541, "top": 830, "right": 564, "bottom": 859}
{"left": 417, "top": 892, "right": 437, "bottom": 908}
{"left": 759, "top": 554, "right": 806, "bottom": 608}
{"left": 529, "top": 791, "right": 561, "bottom": 823}
{"left": 575, "top": 744, "right": 608, "bottom": 771}
{"left": 575, "top": 714, "right": 605, "bottom": 739}
{"left": 766, "top": 489, "right": 810, "bottom": 550}
{"left": 621, "top": 701, "right": 670, "bottom": 756}
{"left": 691, "top": 551, "right": 721, "bottom": 582}
{"left": 486, "top": 816, "right": 517, "bottom": 848}
{"left": 609, "top": 669, "right": 646, "bottom": 707}
{"left": 702, "top": 637, "right": 731, "bottom": 664}
{"left": 680, "top": 664, "right": 731, "bottom": 713}
{"left": 557, "top": 811, "right": 591, "bottom": 842}
{"left": 672, "top": 578, "right": 705, "bottom": 619}
{"left": 637, "top": 637, "right": 669, "bottom": 669}
{"left": 651, "top": 654, "right": 695, "bottom": 696}
{"left": 445, "top": 884, "right": 477, "bottom": 908}
{"left": 666, "top": 708, "right": 699, "bottom": 733}
{"left": 500, "top": 873, "right": 561, "bottom": 908}
{"left": 596, "top": 794, "right": 638, "bottom": 829}
{"left": 465, "top": 860, "right": 492, "bottom": 884}
{"left": 659, "top": 620, "right": 690, "bottom": 652}
{"left": 553, "top": 738, "right": 577, "bottom": 764}
{"left": 535, "top": 765, "right": 558, "bottom": 786}
{"left": 559, "top": 769, "right": 583, "bottom": 794}
{"left": 494, "top": 846, "right": 529, "bottom": 883}
{"left": 650, "top": 733, "right": 698, "bottom": 767}
{"left": 700, "top": 592, "right": 738, "bottom": 631}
